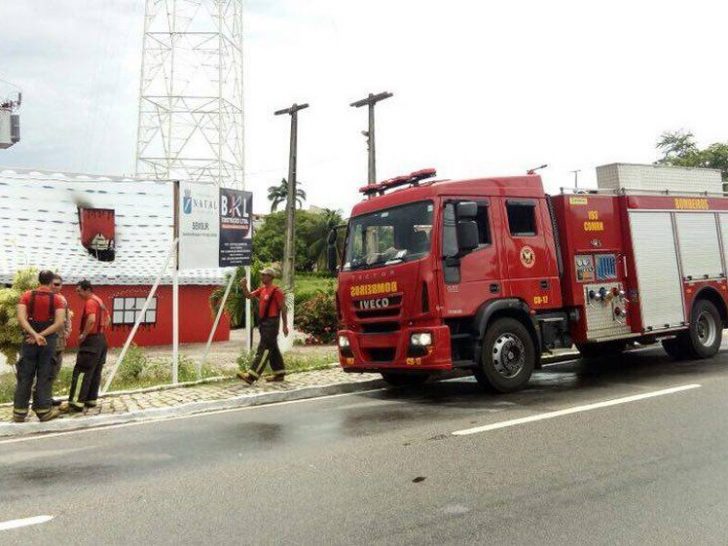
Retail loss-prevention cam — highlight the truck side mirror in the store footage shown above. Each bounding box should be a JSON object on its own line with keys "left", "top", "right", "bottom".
{"left": 456, "top": 201, "right": 478, "bottom": 219}
{"left": 457, "top": 220, "right": 479, "bottom": 253}
{"left": 327, "top": 228, "right": 339, "bottom": 274}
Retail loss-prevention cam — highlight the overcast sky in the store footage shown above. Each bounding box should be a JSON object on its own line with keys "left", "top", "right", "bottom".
{"left": 1, "top": 0, "right": 727, "bottom": 214}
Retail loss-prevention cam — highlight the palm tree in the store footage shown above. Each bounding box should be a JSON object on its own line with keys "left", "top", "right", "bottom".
{"left": 307, "top": 208, "right": 343, "bottom": 271}
{"left": 267, "top": 178, "right": 307, "bottom": 212}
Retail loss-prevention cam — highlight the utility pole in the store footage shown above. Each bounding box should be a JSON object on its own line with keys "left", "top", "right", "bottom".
{"left": 350, "top": 91, "right": 393, "bottom": 184}
{"left": 570, "top": 169, "right": 581, "bottom": 189}
{"left": 274, "top": 103, "right": 309, "bottom": 292}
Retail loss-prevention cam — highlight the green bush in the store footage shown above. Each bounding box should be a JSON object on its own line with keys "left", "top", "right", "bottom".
{"left": 111, "top": 348, "right": 217, "bottom": 390}
{"left": 0, "top": 268, "right": 39, "bottom": 366}
{"left": 177, "top": 355, "right": 199, "bottom": 383}
{"left": 0, "top": 373, "right": 15, "bottom": 404}
{"left": 117, "top": 344, "right": 148, "bottom": 382}
{"left": 294, "top": 291, "right": 338, "bottom": 344}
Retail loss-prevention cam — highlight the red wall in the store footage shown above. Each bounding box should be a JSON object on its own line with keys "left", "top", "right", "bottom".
{"left": 60, "top": 285, "right": 230, "bottom": 349}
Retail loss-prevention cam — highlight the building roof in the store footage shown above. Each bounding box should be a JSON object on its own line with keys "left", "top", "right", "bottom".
{"left": 0, "top": 167, "right": 226, "bottom": 286}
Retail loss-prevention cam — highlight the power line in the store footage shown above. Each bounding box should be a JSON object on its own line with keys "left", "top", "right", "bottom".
{"left": 0, "top": 76, "right": 21, "bottom": 91}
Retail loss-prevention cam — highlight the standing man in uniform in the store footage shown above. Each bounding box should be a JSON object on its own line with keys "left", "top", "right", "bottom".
{"left": 49, "top": 274, "right": 71, "bottom": 406}
{"left": 237, "top": 267, "right": 289, "bottom": 384}
{"left": 63, "top": 280, "right": 109, "bottom": 412}
{"left": 14, "top": 270, "right": 66, "bottom": 422}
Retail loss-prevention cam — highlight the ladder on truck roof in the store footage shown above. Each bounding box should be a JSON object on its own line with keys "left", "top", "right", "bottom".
{"left": 359, "top": 168, "right": 438, "bottom": 197}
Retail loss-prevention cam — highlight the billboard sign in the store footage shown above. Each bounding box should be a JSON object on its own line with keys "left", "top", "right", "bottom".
{"left": 219, "top": 188, "right": 253, "bottom": 267}
{"left": 178, "top": 181, "right": 220, "bottom": 270}
{"left": 177, "top": 182, "right": 253, "bottom": 270}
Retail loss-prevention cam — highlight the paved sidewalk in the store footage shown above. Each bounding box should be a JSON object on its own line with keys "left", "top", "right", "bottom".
{"left": 0, "top": 367, "right": 380, "bottom": 430}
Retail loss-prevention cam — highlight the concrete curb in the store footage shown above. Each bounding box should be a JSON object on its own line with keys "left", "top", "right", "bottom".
{"left": 0, "top": 378, "right": 385, "bottom": 439}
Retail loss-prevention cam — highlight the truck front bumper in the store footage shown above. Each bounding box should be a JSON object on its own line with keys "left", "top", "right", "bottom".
{"left": 337, "top": 325, "right": 452, "bottom": 373}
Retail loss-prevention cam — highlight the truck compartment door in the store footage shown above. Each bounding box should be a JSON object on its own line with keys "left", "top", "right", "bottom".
{"left": 628, "top": 211, "right": 685, "bottom": 330}
{"left": 675, "top": 213, "right": 723, "bottom": 280}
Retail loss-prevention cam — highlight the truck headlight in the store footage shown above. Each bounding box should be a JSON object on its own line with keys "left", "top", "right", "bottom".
{"left": 338, "top": 335, "right": 351, "bottom": 349}
{"left": 410, "top": 332, "right": 433, "bottom": 346}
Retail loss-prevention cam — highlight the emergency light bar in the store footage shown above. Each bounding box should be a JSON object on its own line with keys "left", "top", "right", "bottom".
{"left": 359, "top": 168, "right": 437, "bottom": 197}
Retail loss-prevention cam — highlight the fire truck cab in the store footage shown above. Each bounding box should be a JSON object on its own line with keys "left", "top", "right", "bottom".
{"left": 331, "top": 165, "right": 728, "bottom": 392}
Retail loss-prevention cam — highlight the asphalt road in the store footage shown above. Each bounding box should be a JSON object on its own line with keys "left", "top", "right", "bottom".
{"left": 3, "top": 346, "right": 728, "bottom": 545}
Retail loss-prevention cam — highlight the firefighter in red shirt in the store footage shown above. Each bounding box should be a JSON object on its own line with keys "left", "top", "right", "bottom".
{"left": 49, "top": 274, "right": 71, "bottom": 406}
{"left": 14, "top": 270, "right": 66, "bottom": 422}
{"left": 63, "top": 280, "right": 110, "bottom": 412}
{"left": 237, "top": 267, "right": 289, "bottom": 384}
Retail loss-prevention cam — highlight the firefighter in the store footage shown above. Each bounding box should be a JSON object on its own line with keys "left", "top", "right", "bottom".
{"left": 13, "top": 270, "right": 66, "bottom": 423}
{"left": 49, "top": 274, "right": 71, "bottom": 406}
{"left": 62, "top": 280, "right": 109, "bottom": 412}
{"left": 237, "top": 267, "right": 289, "bottom": 384}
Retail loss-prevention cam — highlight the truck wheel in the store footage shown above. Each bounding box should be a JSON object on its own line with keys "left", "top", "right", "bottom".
{"left": 661, "top": 337, "right": 688, "bottom": 360}
{"left": 576, "top": 341, "right": 625, "bottom": 360}
{"left": 683, "top": 299, "right": 722, "bottom": 359}
{"left": 475, "top": 318, "right": 535, "bottom": 393}
{"left": 380, "top": 372, "right": 430, "bottom": 387}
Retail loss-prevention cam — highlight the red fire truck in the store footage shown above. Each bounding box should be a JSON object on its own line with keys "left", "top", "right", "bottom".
{"left": 329, "top": 163, "right": 728, "bottom": 392}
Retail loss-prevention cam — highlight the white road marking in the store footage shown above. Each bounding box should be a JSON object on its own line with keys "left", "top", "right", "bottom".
{"left": 0, "top": 515, "right": 53, "bottom": 532}
{"left": 452, "top": 384, "right": 701, "bottom": 436}
{"left": 0, "top": 387, "right": 387, "bottom": 445}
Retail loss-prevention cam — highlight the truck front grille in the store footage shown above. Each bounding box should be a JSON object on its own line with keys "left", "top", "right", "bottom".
{"left": 356, "top": 308, "right": 400, "bottom": 319}
{"left": 361, "top": 321, "right": 400, "bottom": 334}
{"left": 353, "top": 295, "right": 402, "bottom": 320}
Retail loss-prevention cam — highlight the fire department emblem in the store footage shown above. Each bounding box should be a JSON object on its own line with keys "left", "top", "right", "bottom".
{"left": 520, "top": 246, "right": 536, "bottom": 268}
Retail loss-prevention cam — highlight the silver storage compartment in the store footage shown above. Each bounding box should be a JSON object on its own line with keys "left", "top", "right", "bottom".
{"left": 597, "top": 163, "right": 722, "bottom": 194}
{"left": 628, "top": 211, "right": 685, "bottom": 330}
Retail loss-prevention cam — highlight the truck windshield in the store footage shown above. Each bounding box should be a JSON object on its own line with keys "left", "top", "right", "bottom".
{"left": 344, "top": 201, "right": 434, "bottom": 271}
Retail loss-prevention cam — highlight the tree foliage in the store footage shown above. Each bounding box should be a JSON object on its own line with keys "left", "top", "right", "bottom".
{"left": 306, "top": 208, "right": 345, "bottom": 271}
{"left": 253, "top": 209, "right": 343, "bottom": 272}
{"left": 267, "top": 178, "right": 307, "bottom": 212}
{"left": 0, "top": 268, "right": 38, "bottom": 366}
{"left": 656, "top": 130, "right": 728, "bottom": 181}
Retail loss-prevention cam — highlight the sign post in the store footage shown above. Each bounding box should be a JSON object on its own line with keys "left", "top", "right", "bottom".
{"left": 172, "top": 181, "right": 180, "bottom": 383}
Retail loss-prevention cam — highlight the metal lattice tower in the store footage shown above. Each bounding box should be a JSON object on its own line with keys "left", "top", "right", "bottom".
{"left": 135, "top": 0, "right": 244, "bottom": 188}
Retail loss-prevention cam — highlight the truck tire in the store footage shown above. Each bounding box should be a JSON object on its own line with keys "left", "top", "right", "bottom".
{"left": 380, "top": 372, "right": 430, "bottom": 387}
{"left": 475, "top": 318, "right": 535, "bottom": 393}
{"left": 576, "top": 340, "right": 625, "bottom": 360}
{"left": 661, "top": 337, "right": 688, "bottom": 360}
{"left": 683, "top": 299, "right": 722, "bottom": 359}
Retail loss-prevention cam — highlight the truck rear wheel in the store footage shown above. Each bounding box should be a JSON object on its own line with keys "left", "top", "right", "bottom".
{"left": 380, "top": 372, "right": 430, "bottom": 387}
{"left": 683, "top": 299, "right": 722, "bottom": 359}
{"left": 475, "top": 318, "right": 535, "bottom": 393}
